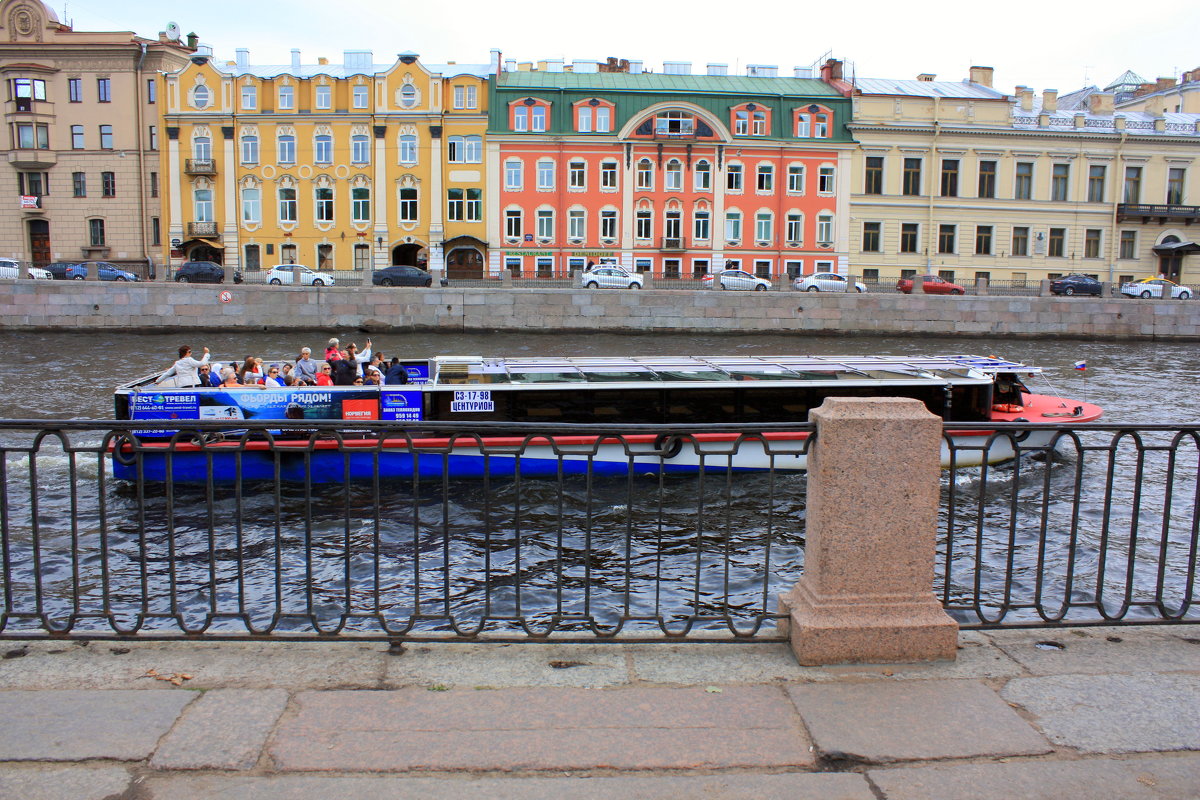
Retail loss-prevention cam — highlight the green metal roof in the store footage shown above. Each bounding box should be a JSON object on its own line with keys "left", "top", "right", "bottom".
{"left": 498, "top": 70, "right": 841, "bottom": 97}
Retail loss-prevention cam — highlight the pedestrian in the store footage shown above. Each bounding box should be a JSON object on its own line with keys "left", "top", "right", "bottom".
{"left": 156, "top": 344, "right": 210, "bottom": 388}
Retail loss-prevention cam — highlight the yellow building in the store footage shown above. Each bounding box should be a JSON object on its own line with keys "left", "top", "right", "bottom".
{"left": 160, "top": 49, "right": 493, "bottom": 278}
{"left": 847, "top": 66, "right": 1200, "bottom": 287}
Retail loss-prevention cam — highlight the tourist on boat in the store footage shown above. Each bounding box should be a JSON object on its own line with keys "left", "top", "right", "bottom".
{"left": 294, "top": 348, "right": 317, "bottom": 383}
{"left": 218, "top": 366, "right": 242, "bottom": 387}
{"left": 345, "top": 339, "right": 373, "bottom": 376}
{"left": 280, "top": 362, "right": 294, "bottom": 382}
{"left": 156, "top": 345, "right": 210, "bottom": 388}
{"left": 314, "top": 364, "right": 334, "bottom": 386}
{"left": 199, "top": 363, "right": 221, "bottom": 388}
{"left": 263, "top": 365, "right": 285, "bottom": 387}
{"left": 324, "top": 338, "right": 342, "bottom": 361}
{"left": 364, "top": 366, "right": 384, "bottom": 385}
{"left": 384, "top": 357, "right": 409, "bottom": 385}
{"left": 237, "top": 356, "right": 260, "bottom": 385}
{"left": 331, "top": 352, "right": 358, "bottom": 385}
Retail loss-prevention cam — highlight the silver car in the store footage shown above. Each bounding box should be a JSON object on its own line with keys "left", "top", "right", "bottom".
{"left": 793, "top": 272, "right": 866, "bottom": 293}
{"left": 579, "top": 266, "right": 642, "bottom": 289}
{"left": 265, "top": 264, "right": 336, "bottom": 286}
{"left": 703, "top": 269, "right": 771, "bottom": 291}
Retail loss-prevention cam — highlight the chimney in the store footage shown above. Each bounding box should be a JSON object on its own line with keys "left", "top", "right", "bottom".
{"left": 490, "top": 48, "right": 502, "bottom": 74}
{"left": 627, "top": 60, "right": 643, "bottom": 73}
{"left": 504, "top": 59, "right": 516, "bottom": 72}
{"left": 235, "top": 48, "right": 249, "bottom": 70}
{"left": 290, "top": 49, "right": 301, "bottom": 71}
{"left": 746, "top": 64, "right": 778, "bottom": 77}
{"left": 1088, "top": 92, "right": 1114, "bottom": 115}
{"left": 820, "top": 59, "right": 843, "bottom": 82}
{"left": 663, "top": 61, "right": 692, "bottom": 75}
{"left": 573, "top": 60, "right": 599, "bottom": 73}
{"left": 317, "top": 57, "right": 329, "bottom": 66}
{"left": 1042, "top": 89, "right": 1057, "bottom": 112}
{"left": 707, "top": 63, "right": 728, "bottom": 76}
{"left": 1156, "top": 77, "right": 1176, "bottom": 91}
{"left": 1016, "top": 85, "right": 1034, "bottom": 111}
{"left": 968, "top": 66, "right": 993, "bottom": 87}
{"left": 546, "top": 59, "right": 564, "bottom": 72}
{"left": 917, "top": 73, "right": 936, "bottom": 82}
{"left": 793, "top": 66, "right": 813, "bottom": 79}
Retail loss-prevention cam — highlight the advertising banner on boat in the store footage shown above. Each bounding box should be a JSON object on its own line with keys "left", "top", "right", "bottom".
{"left": 380, "top": 389, "right": 424, "bottom": 422}
{"left": 127, "top": 388, "right": 388, "bottom": 433}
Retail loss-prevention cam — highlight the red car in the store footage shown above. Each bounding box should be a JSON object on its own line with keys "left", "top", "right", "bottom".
{"left": 896, "top": 275, "right": 965, "bottom": 295}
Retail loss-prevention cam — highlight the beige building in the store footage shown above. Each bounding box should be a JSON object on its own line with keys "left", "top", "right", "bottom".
{"left": 846, "top": 66, "right": 1200, "bottom": 288}
{"left": 0, "top": 0, "right": 192, "bottom": 270}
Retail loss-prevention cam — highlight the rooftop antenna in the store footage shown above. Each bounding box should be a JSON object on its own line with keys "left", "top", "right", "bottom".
{"left": 1082, "top": 65, "right": 1093, "bottom": 86}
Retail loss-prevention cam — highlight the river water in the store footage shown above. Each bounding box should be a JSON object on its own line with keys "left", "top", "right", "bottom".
{"left": 0, "top": 330, "right": 1195, "bottom": 636}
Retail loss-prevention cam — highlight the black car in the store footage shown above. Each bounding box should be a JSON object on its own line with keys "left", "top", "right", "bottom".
{"left": 175, "top": 261, "right": 241, "bottom": 284}
{"left": 1049, "top": 274, "right": 1103, "bottom": 296}
{"left": 372, "top": 265, "right": 446, "bottom": 287}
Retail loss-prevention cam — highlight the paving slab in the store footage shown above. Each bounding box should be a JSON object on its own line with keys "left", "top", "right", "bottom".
{"left": 986, "top": 626, "right": 1200, "bottom": 675}
{"left": 788, "top": 679, "right": 1051, "bottom": 763}
{"left": 0, "top": 689, "right": 194, "bottom": 760}
{"left": 270, "top": 686, "right": 813, "bottom": 771}
{"left": 146, "top": 772, "right": 875, "bottom": 800}
{"left": 869, "top": 752, "right": 1200, "bottom": 800}
{"left": 0, "top": 765, "right": 133, "bottom": 800}
{"left": 1001, "top": 672, "right": 1200, "bottom": 753}
{"left": 150, "top": 688, "right": 288, "bottom": 770}
{"left": 385, "top": 643, "right": 630, "bottom": 688}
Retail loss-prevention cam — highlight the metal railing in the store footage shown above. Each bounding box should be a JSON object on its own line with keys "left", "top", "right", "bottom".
{"left": 0, "top": 419, "right": 1194, "bottom": 641}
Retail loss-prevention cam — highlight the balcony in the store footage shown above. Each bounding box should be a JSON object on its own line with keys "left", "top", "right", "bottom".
{"left": 187, "top": 221, "right": 220, "bottom": 239}
{"left": 185, "top": 159, "right": 217, "bottom": 176}
{"left": 661, "top": 237, "right": 685, "bottom": 251}
{"left": 1117, "top": 204, "right": 1200, "bottom": 224}
{"left": 7, "top": 149, "right": 54, "bottom": 169}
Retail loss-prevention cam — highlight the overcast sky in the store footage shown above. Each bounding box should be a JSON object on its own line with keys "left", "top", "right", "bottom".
{"left": 58, "top": 0, "right": 1199, "bottom": 95}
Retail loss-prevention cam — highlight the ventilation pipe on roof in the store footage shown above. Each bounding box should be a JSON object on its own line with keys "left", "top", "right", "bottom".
{"left": 917, "top": 73, "right": 935, "bottom": 82}
{"left": 663, "top": 62, "right": 692, "bottom": 75}
{"left": 291, "top": 49, "right": 301, "bottom": 70}
{"left": 707, "top": 63, "right": 728, "bottom": 76}
{"left": 794, "top": 66, "right": 813, "bottom": 78}
{"left": 235, "top": 48, "right": 249, "bottom": 70}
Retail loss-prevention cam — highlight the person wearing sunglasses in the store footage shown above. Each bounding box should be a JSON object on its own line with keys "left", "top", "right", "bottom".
{"left": 263, "top": 364, "right": 286, "bottom": 387}
{"left": 315, "top": 364, "right": 334, "bottom": 386}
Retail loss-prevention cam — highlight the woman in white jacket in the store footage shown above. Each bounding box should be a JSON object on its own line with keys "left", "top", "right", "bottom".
{"left": 157, "top": 345, "right": 210, "bottom": 388}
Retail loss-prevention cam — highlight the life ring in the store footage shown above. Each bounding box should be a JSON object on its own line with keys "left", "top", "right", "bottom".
{"left": 112, "top": 433, "right": 138, "bottom": 466}
{"left": 992, "top": 403, "right": 1025, "bottom": 413}
{"left": 653, "top": 434, "right": 684, "bottom": 459}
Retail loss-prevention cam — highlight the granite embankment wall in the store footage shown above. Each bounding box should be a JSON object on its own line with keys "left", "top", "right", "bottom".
{"left": 1, "top": 281, "right": 1198, "bottom": 340}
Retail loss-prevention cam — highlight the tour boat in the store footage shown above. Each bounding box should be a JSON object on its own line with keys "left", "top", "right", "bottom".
{"left": 111, "top": 354, "right": 1102, "bottom": 482}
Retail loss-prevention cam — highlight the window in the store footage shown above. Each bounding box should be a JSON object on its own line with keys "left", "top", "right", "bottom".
{"left": 600, "top": 161, "right": 618, "bottom": 189}
{"left": 978, "top": 160, "right": 996, "bottom": 198}
{"left": 400, "top": 85, "right": 417, "bottom": 109}
{"left": 578, "top": 106, "right": 591, "bottom": 133}
{"left": 12, "top": 78, "right": 46, "bottom": 109}
{"left": 1012, "top": 226, "right": 1029, "bottom": 256}
{"left": 505, "top": 159, "right": 523, "bottom": 191}
{"left": 1048, "top": 227, "right": 1065, "bottom": 257}
{"left": 813, "top": 114, "right": 829, "bottom": 138}
{"left": 1084, "top": 229, "right": 1101, "bottom": 258}
{"left": 940, "top": 160, "right": 959, "bottom": 197}
{"left": 241, "top": 187, "right": 261, "bottom": 223}
{"left": 193, "top": 136, "right": 212, "bottom": 161}
{"left": 569, "top": 160, "right": 587, "bottom": 189}
{"left": 450, "top": 84, "right": 477, "bottom": 110}
{"left": 755, "top": 212, "right": 773, "bottom": 242}
{"left": 19, "top": 171, "right": 47, "bottom": 196}
{"left": 281, "top": 244, "right": 297, "bottom": 263}
{"left": 315, "top": 85, "right": 331, "bottom": 109}
{"left": 513, "top": 105, "right": 528, "bottom": 131}
{"left": 1167, "top": 168, "right": 1185, "bottom": 205}
{"left": 694, "top": 160, "right": 711, "bottom": 191}
{"left": 537, "top": 160, "right": 554, "bottom": 190}
{"left": 278, "top": 84, "right": 294, "bottom": 109}
{"left": 241, "top": 135, "right": 258, "bottom": 164}
{"left": 151, "top": 217, "right": 161, "bottom": 246}
{"left": 506, "top": 256, "right": 522, "bottom": 276}
{"left": 72, "top": 172, "right": 86, "bottom": 197}
{"left": 900, "top": 223, "right": 919, "bottom": 253}
{"left": 101, "top": 171, "right": 115, "bottom": 197}
{"left": 786, "top": 214, "right": 803, "bottom": 244}
{"left": 352, "top": 187, "right": 370, "bottom": 222}
{"left": 148, "top": 125, "right": 157, "bottom": 150}
{"left": 734, "top": 109, "right": 748, "bottom": 136}
{"left": 399, "top": 134, "right": 417, "bottom": 164}
{"left": 1088, "top": 165, "right": 1106, "bottom": 203}
{"left": 194, "top": 189, "right": 213, "bottom": 222}
{"left": 1119, "top": 230, "right": 1136, "bottom": 259}
{"left": 448, "top": 135, "right": 482, "bottom": 163}
{"left": 600, "top": 209, "right": 617, "bottom": 239}
{"left": 938, "top": 224, "right": 956, "bottom": 254}
{"left": 149, "top": 172, "right": 158, "bottom": 198}
{"left": 726, "top": 163, "right": 742, "bottom": 191}
{"left": 902, "top": 158, "right": 922, "bottom": 195}
{"left": 314, "top": 134, "right": 332, "bottom": 164}
{"left": 862, "top": 222, "right": 881, "bottom": 252}
{"left": 465, "top": 188, "right": 481, "bottom": 221}
{"left": 864, "top": 157, "right": 883, "bottom": 194}
{"left": 636, "top": 210, "right": 652, "bottom": 240}
{"left": 654, "top": 111, "right": 693, "bottom": 135}
{"left": 756, "top": 164, "right": 773, "bottom": 192}
{"left": 595, "top": 106, "right": 610, "bottom": 132}
{"left": 537, "top": 208, "right": 554, "bottom": 239}
{"left": 505, "top": 209, "right": 523, "bottom": 238}
{"left": 278, "top": 134, "right": 295, "bottom": 164}
{"left": 665, "top": 159, "right": 683, "bottom": 190}
{"left": 531, "top": 105, "right": 546, "bottom": 131}
{"left": 315, "top": 187, "right": 334, "bottom": 222}
{"left": 192, "top": 84, "right": 210, "bottom": 108}
{"left": 351, "top": 134, "right": 369, "bottom": 164}
{"left": 97, "top": 78, "right": 111, "bottom": 102}
{"left": 636, "top": 159, "right": 654, "bottom": 190}
{"left": 241, "top": 84, "right": 257, "bottom": 110}
{"left": 537, "top": 257, "right": 554, "bottom": 277}
{"left": 70, "top": 125, "right": 84, "bottom": 149}
{"left": 1015, "top": 162, "right": 1033, "bottom": 200}
{"left": 752, "top": 110, "right": 767, "bottom": 135}
{"left": 13, "top": 122, "right": 47, "bottom": 149}
{"left": 568, "top": 208, "right": 585, "bottom": 239}
{"left": 795, "top": 113, "right": 810, "bottom": 138}
{"left": 816, "top": 213, "right": 833, "bottom": 245}
{"left": 787, "top": 164, "right": 805, "bottom": 194}
{"left": 399, "top": 188, "right": 418, "bottom": 222}
{"left": 694, "top": 210, "right": 710, "bottom": 241}
{"left": 975, "top": 225, "right": 992, "bottom": 255}
{"left": 277, "top": 186, "right": 297, "bottom": 221}
{"left": 818, "top": 166, "right": 835, "bottom": 194}
{"left": 664, "top": 210, "right": 682, "bottom": 242}
{"left": 724, "top": 210, "right": 741, "bottom": 242}
{"left": 68, "top": 78, "right": 82, "bottom": 103}
{"left": 1051, "top": 163, "right": 1070, "bottom": 201}
{"left": 88, "top": 218, "right": 105, "bottom": 246}
{"left": 98, "top": 125, "right": 112, "bottom": 149}
{"left": 447, "top": 188, "right": 465, "bottom": 221}
{"left": 353, "top": 85, "right": 369, "bottom": 109}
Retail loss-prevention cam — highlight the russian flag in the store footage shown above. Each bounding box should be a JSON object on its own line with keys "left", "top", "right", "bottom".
{"left": 1074, "top": 360, "right": 1087, "bottom": 371}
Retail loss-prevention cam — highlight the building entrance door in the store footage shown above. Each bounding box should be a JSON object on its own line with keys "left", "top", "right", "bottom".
{"left": 1159, "top": 254, "right": 1182, "bottom": 282}
{"left": 28, "top": 219, "right": 49, "bottom": 267}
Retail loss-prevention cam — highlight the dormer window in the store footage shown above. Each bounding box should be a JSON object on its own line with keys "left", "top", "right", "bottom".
{"left": 732, "top": 103, "right": 769, "bottom": 137}
{"left": 796, "top": 105, "right": 832, "bottom": 138}
{"left": 512, "top": 98, "right": 550, "bottom": 132}
{"left": 575, "top": 98, "right": 614, "bottom": 133}
{"left": 655, "top": 111, "right": 694, "bottom": 136}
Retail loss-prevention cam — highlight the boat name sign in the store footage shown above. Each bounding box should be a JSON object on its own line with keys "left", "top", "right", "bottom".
{"left": 452, "top": 389, "right": 494, "bottom": 413}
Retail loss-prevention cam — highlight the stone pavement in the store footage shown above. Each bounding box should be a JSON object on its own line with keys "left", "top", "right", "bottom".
{"left": 0, "top": 626, "right": 1196, "bottom": 799}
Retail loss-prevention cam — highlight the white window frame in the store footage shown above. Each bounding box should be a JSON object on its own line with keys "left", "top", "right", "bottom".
{"left": 278, "top": 187, "right": 297, "bottom": 222}
{"left": 505, "top": 209, "right": 522, "bottom": 238}
{"left": 194, "top": 188, "right": 213, "bottom": 222}
{"left": 352, "top": 85, "right": 369, "bottom": 109}
{"left": 577, "top": 106, "right": 592, "bottom": 132}
{"left": 636, "top": 159, "right": 654, "bottom": 191}
{"left": 241, "top": 84, "right": 257, "bottom": 110}
{"left": 795, "top": 113, "right": 810, "bottom": 138}
{"left": 787, "top": 164, "right": 804, "bottom": 194}
{"left": 240, "top": 135, "right": 258, "bottom": 164}
{"left": 277, "top": 134, "right": 295, "bottom": 164}
{"left": 693, "top": 210, "right": 710, "bottom": 242}
{"left": 465, "top": 188, "right": 482, "bottom": 221}
{"left": 315, "top": 85, "right": 331, "bottom": 110}
{"left": 818, "top": 166, "right": 835, "bottom": 195}
{"left": 399, "top": 134, "right": 417, "bottom": 165}
{"left": 241, "top": 187, "right": 261, "bottom": 223}
{"left": 726, "top": 163, "right": 743, "bottom": 192}
{"left": 600, "top": 161, "right": 618, "bottom": 190}
{"left": 398, "top": 187, "right": 418, "bottom": 223}
{"left": 278, "top": 84, "right": 294, "bottom": 110}
{"left": 665, "top": 159, "right": 683, "bottom": 191}
{"left": 724, "top": 210, "right": 742, "bottom": 242}
{"left": 536, "top": 159, "right": 554, "bottom": 191}
{"left": 755, "top": 212, "right": 773, "bottom": 243}
{"left": 756, "top": 164, "right": 774, "bottom": 193}
{"left": 694, "top": 160, "right": 712, "bottom": 191}
{"left": 568, "top": 160, "right": 586, "bottom": 190}
{"left": 817, "top": 213, "right": 834, "bottom": 245}
{"left": 568, "top": 208, "right": 586, "bottom": 240}
{"left": 536, "top": 208, "right": 554, "bottom": 239}
{"left": 351, "top": 134, "right": 369, "bottom": 164}
{"left": 531, "top": 105, "right": 546, "bottom": 132}
{"left": 505, "top": 159, "right": 523, "bottom": 191}
{"left": 635, "top": 210, "right": 652, "bottom": 240}
{"left": 352, "top": 187, "right": 370, "bottom": 222}
{"left": 314, "top": 134, "right": 333, "bottom": 164}
{"left": 315, "top": 187, "right": 334, "bottom": 222}
{"left": 595, "top": 106, "right": 611, "bottom": 132}
{"left": 600, "top": 209, "right": 618, "bottom": 239}
{"left": 786, "top": 213, "right": 803, "bottom": 244}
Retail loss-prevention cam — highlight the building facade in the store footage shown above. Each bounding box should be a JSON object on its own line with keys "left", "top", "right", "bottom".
{"left": 486, "top": 60, "right": 854, "bottom": 281}
{"left": 0, "top": 0, "right": 192, "bottom": 269}
{"left": 846, "top": 66, "right": 1200, "bottom": 287}
{"left": 160, "top": 49, "right": 492, "bottom": 275}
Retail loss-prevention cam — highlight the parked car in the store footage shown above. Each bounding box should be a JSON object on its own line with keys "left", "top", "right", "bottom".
{"left": 701, "top": 269, "right": 771, "bottom": 291}
{"left": 578, "top": 266, "right": 643, "bottom": 289}
{"left": 0, "top": 259, "right": 51, "bottom": 279}
{"left": 1049, "top": 274, "right": 1103, "bottom": 296}
{"left": 896, "top": 275, "right": 965, "bottom": 295}
{"left": 46, "top": 261, "right": 87, "bottom": 280}
{"left": 80, "top": 262, "right": 140, "bottom": 281}
{"left": 175, "top": 260, "right": 239, "bottom": 284}
{"left": 372, "top": 265, "right": 445, "bottom": 287}
{"left": 265, "top": 264, "right": 335, "bottom": 286}
{"left": 1119, "top": 277, "right": 1192, "bottom": 300}
{"left": 793, "top": 272, "right": 867, "bottom": 293}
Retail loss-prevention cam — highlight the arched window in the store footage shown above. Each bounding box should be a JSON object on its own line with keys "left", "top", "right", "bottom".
{"left": 755, "top": 211, "right": 773, "bottom": 242}
{"left": 636, "top": 158, "right": 654, "bottom": 190}
{"left": 314, "top": 134, "right": 333, "bottom": 164}
{"left": 193, "top": 188, "right": 213, "bottom": 222}
{"left": 724, "top": 210, "right": 742, "bottom": 242}
{"left": 664, "top": 159, "right": 683, "bottom": 191}
{"left": 192, "top": 136, "right": 211, "bottom": 161}
{"left": 694, "top": 160, "right": 711, "bottom": 191}
{"left": 351, "top": 134, "right": 369, "bottom": 163}
{"left": 241, "top": 187, "right": 261, "bottom": 223}
{"left": 817, "top": 213, "right": 834, "bottom": 245}
{"left": 240, "top": 134, "right": 258, "bottom": 164}
{"left": 399, "top": 134, "right": 417, "bottom": 164}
